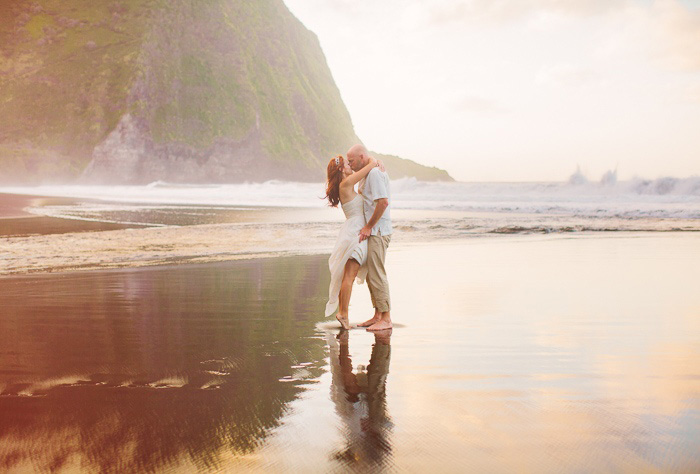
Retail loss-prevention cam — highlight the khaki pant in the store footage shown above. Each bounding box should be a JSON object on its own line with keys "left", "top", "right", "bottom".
{"left": 367, "top": 234, "right": 391, "bottom": 312}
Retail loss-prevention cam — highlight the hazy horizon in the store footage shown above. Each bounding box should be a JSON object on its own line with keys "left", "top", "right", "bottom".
{"left": 1, "top": 169, "right": 699, "bottom": 186}
{"left": 0, "top": 165, "right": 698, "bottom": 186}
{"left": 284, "top": 0, "right": 700, "bottom": 183}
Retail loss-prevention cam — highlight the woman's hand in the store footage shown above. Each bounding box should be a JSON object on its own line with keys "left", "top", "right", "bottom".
{"left": 359, "top": 225, "right": 372, "bottom": 242}
{"left": 377, "top": 159, "right": 385, "bottom": 172}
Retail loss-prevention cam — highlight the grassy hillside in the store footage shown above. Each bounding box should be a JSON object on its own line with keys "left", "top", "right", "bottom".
{"left": 374, "top": 152, "right": 453, "bottom": 181}
{"left": 0, "top": 0, "right": 452, "bottom": 183}
{"left": 135, "top": 0, "right": 358, "bottom": 167}
{"left": 0, "top": 0, "right": 150, "bottom": 181}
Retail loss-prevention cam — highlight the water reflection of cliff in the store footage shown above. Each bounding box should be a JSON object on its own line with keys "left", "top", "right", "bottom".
{"left": 0, "top": 255, "right": 330, "bottom": 472}
{"left": 328, "top": 330, "right": 394, "bottom": 471}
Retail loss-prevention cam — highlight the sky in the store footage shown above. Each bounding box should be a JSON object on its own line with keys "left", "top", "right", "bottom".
{"left": 283, "top": 0, "right": 700, "bottom": 182}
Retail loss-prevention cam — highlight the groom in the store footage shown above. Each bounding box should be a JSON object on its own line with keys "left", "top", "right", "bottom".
{"left": 346, "top": 144, "right": 393, "bottom": 331}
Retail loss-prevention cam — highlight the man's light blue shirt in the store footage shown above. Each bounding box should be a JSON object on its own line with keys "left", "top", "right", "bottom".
{"left": 359, "top": 168, "right": 392, "bottom": 236}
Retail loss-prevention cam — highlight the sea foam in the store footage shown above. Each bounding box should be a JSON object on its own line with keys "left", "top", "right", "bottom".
{"left": 2, "top": 176, "right": 700, "bottom": 220}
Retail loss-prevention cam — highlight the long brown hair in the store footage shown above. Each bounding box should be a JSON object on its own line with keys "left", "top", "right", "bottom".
{"left": 324, "top": 155, "right": 344, "bottom": 207}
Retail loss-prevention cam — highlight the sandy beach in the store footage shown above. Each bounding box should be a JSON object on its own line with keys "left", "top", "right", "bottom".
{"left": 1, "top": 225, "right": 698, "bottom": 471}
{"left": 3, "top": 0, "right": 699, "bottom": 469}
{"left": 3, "top": 189, "right": 698, "bottom": 276}
{"left": 0, "top": 192, "right": 340, "bottom": 273}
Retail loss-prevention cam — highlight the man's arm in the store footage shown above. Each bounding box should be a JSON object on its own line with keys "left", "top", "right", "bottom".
{"left": 359, "top": 198, "right": 388, "bottom": 242}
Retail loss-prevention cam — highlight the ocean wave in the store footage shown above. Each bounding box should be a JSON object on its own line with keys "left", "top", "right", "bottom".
{"left": 2, "top": 176, "right": 699, "bottom": 220}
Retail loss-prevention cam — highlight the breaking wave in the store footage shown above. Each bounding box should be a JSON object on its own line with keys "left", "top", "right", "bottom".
{"left": 2, "top": 175, "right": 700, "bottom": 221}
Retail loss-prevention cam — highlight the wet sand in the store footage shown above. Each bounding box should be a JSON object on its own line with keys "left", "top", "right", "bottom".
{"left": 0, "top": 193, "right": 144, "bottom": 236}
{"left": 0, "top": 192, "right": 339, "bottom": 273}
{"left": 0, "top": 192, "right": 474, "bottom": 276}
{"left": 1, "top": 234, "right": 698, "bottom": 472}
{"left": 4, "top": 190, "right": 698, "bottom": 276}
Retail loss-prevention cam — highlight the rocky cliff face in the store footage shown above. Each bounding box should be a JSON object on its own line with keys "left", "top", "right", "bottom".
{"left": 0, "top": 0, "right": 452, "bottom": 183}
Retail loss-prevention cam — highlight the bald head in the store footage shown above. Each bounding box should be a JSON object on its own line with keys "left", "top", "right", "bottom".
{"left": 346, "top": 144, "right": 370, "bottom": 172}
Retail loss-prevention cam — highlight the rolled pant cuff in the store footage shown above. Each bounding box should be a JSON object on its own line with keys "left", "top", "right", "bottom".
{"left": 375, "top": 302, "right": 390, "bottom": 313}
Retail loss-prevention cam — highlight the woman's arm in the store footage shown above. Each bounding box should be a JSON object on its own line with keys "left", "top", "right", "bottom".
{"left": 342, "top": 157, "right": 378, "bottom": 188}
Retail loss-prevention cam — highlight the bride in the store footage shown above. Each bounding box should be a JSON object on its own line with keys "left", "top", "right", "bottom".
{"left": 324, "top": 154, "right": 382, "bottom": 329}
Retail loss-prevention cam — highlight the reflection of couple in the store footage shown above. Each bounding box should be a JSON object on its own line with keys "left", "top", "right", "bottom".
{"left": 324, "top": 144, "right": 393, "bottom": 331}
{"left": 327, "top": 330, "right": 393, "bottom": 468}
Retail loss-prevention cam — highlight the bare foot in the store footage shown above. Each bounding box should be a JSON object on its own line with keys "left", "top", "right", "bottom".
{"left": 357, "top": 315, "right": 380, "bottom": 327}
{"left": 367, "top": 320, "right": 393, "bottom": 331}
{"left": 335, "top": 314, "right": 351, "bottom": 330}
{"left": 357, "top": 319, "right": 378, "bottom": 327}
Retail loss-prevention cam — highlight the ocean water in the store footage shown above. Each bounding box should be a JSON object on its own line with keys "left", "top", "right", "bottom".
{"left": 2, "top": 177, "right": 699, "bottom": 236}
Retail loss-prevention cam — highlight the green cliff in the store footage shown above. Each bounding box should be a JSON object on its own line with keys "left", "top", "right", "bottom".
{"left": 0, "top": 0, "right": 453, "bottom": 183}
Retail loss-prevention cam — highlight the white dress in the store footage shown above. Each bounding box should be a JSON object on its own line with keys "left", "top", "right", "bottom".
{"left": 325, "top": 195, "right": 368, "bottom": 317}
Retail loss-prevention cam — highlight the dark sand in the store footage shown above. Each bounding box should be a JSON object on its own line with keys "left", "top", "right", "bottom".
{"left": 0, "top": 192, "right": 342, "bottom": 274}
{"left": 0, "top": 193, "right": 146, "bottom": 236}
{"left": 1, "top": 235, "right": 699, "bottom": 472}
{"left": 0, "top": 255, "right": 331, "bottom": 472}
{"left": 0, "top": 193, "right": 72, "bottom": 218}
{"left": 4, "top": 190, "right": 699, "bottom": 276}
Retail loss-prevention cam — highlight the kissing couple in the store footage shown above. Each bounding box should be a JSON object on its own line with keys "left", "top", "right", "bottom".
{"left": 324, "top": 144, "right": 393, "bottom": 331}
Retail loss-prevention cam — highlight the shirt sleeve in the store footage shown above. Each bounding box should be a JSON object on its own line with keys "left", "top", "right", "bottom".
{"left": 366, "top": 169, "right": 389, "bottom": 201}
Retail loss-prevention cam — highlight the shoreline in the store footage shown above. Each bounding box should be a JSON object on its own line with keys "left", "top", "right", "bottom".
{"left": 2, "top": 230, "right": 696, "bottom": 278}
{"left": 0, "top": 192, "right": 149, "bottom": 236}
{"left": 2, "top": 191, "right": 699, "bottom": 277}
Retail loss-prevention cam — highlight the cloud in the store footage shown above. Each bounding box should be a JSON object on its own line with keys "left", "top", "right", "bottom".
{"left": 649, "top": 0, "right": 700, "bottom": 71}
{"left": 319, "top": 0, "right": 700, "bottom": 76}
{"left": 424, "top": 0, "right": 628, "bottom": 25}
{"left": 286, "top": 0, "right": 402, "bottom": 21}
{"left": 682, "top": 83, "right": 700, "bottom": 103}
{"left": 291, "top": 0, "right": 630, "bottom": 28}
{"left": 452, "top": 94, "right": 508, "bottom": 114}
{"left": 536, "top": 64, "right": 600, "bottom": 88}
